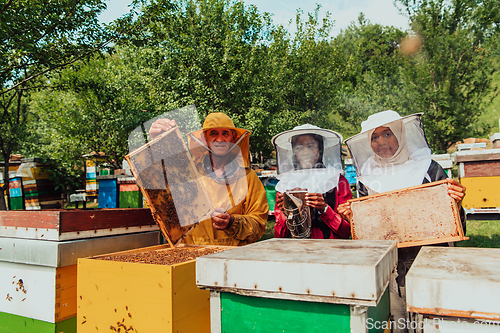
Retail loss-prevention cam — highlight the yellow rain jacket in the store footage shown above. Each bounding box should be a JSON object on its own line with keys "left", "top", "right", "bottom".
{"left": 182, "top": 112, "right": 268, "bottom": 246}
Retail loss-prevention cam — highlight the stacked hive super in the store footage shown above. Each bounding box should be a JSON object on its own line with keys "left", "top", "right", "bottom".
{"left": 406, "top": 246, "right": 500, "bottom": 331}
{"left": 0, "top": 209, "right": 160, "bottom": 333}
{"left": 454, "top": 148, "right": 500, "bottom": 210}
{"left": 19, "top": 158, "right": 62, "bottom": 210}
{"left": 197, "top": 238, "right": 397, "bottom": 333}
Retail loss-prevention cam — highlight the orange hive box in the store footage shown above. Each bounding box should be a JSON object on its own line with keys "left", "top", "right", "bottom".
{"left": 125, "top": 126, "right": 214, "bottom": 246}
{"left": 349, "top": 180, "right": 467, "bottom": 248}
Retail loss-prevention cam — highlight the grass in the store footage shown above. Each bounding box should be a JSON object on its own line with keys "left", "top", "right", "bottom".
{"left": 259, "top": 217, "right": 500, "bottom": 249}
{"left": 456, "top": 220, "right": 500, "bottom": 248}
{"left": 259, "top": 217, "right": 276, "bottom": 241}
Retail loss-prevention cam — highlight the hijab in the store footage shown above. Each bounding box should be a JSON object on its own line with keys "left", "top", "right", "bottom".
{"left": 368, "top": 119, "right": 411, "bottom": 167}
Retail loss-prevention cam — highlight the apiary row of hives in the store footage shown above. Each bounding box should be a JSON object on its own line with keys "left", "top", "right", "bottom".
{"left": 0, "top": 208, "right": 160, "bottom": 333}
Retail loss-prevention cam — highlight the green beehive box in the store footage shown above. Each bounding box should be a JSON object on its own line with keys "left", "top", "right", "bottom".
{"left": 197, "top": 239, "right": 397, "bottom": 333}
{"left": 117, "top": 176, "right": 143, "bottom": 208}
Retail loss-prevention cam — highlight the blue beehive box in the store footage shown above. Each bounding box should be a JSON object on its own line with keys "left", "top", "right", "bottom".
{"left": 97, "top": 176, "right": 118, "bottom": 208}
{"left": 344, "top": 164, "right": 357, "bottom": 186}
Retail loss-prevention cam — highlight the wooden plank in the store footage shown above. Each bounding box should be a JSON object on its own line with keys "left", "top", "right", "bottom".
{"left": 0, "top": 231, "right": 160, "bottom": 267}
{"left": 349, "top": 181, "right": 467, "bottom": 247}
{"left": 462, "top": 160, "right": 500, "bottom": 177}
{"left": 55, "top": 265, "right": 77, "bottom": 322}
{"left": 406, "top": 247, "right": 500, "bottom": 320}
{"left": 172, "top": 258, "right": 211, "bottom": 332}
{"left": 461, "top": 176, "right": 500, "bottom": 209}
{"left": 218, "top": 292, "right": 351, "bottom": 333}
{"left": 196, "top": 239, "right": 397, "bottom": 305}
{"left": 0, "top": 209, "right": 156, "bottom": 240}
{"left": 59, "top": 208, "right": 155, "bottom": 233}
{"left": 0, "top": 210, "right": 61, "bottom": 229}
{"left": 119, "top": 183, "right": 139, "bottom": 192}
{"left": 407, "top": 306, "right": 500, "bottom": 321}
{"left": 454, "top": 152, "right": 500, "bottom": 163}
{"left": 0, "top": 262, "right": 57, "bottom": 322}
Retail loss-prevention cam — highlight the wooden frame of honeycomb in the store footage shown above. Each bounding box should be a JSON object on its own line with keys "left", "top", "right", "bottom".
{"left": 125, "top": 126, "right": 214, "bottom": 246}
{"left": 349, "top": 180, "right": 468, "bottom": 248}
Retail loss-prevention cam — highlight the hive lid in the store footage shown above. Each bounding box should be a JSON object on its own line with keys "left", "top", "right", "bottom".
{"left": 0, "top": 208, "right": 158, "bottom": 241}
{"left": 0, "top": 231, "right": 160, "bottom": 267}
{"left": 196, "top": 238, "right": 397, "bottom": 306}
{"left": 453, "top": 148, "right": 500, "bottom": 162}
{"left": 406, "top": 246, "right": 500, "bottom": 320}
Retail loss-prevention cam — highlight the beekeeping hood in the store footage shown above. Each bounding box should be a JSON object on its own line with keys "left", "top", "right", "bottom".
{"left": 344, "top": 110, "right": 432, "bottom": 195}
{"left": 186, "top": 112, "right": 250, "bottom": 181}
{"left": 271, "top": 124, "right": 344, "bottom": 194}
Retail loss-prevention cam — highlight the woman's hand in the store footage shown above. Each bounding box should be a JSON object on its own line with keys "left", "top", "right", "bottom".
{"left": 337, "top": 202, "right": 353, "bottom": 223}
{"left": 211, "top": 208, "right": 234, "bottom": 230}
{"left": 275, "top": 192, "right": 284, "bottom": 211}
{"left": 446, "top": 178, "right": 466, "bottom": 205}
{"left": 149, "top": 118, "right": 177, "bottom": 139}
{"left": 305, "top": 192, "right": 326, "bottom": 211}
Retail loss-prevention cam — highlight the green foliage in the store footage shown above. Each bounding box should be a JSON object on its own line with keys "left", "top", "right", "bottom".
{"left": 332, "top": 15, "right": 409, "bottom": 137}
{"left": 7, "top": 0, "right": 500, "bottom": 188}
{"left": 398, "top": 0, "right": 500, "bottom": 152}
{"left": 25, "top": 47, "right": 157, "bottom": 169}
{"left": 0, "top": 0, "right": 110, "bottom": 92}
{"left": 0, "top": 0, "right": 110, "bottom": 207}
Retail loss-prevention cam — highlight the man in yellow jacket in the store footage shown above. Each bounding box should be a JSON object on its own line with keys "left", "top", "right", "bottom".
{"left": 149, "top": 112, "right": 268, "bottom": 246}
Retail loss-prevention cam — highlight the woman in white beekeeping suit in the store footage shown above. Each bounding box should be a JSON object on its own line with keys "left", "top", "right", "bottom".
{"left": 272, "top": 124, "right": 352, "bottom": 239}
{"left": 338, "top": 110, "right": 466, "bottom": 333}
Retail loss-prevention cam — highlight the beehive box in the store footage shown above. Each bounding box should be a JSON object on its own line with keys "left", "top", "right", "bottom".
{"left": 406, "top": 246, "right": 500, "bottom": 331}
{"left": 118, "top": 176, "right": 143, "bottom": 208}
{"left": 125, "top": 126, "right": 214, "bottom": 245}
{"left": 97, "top": 176, "right": 119, "bottom": 208}
{"left": 0, "top": 231, "right": 160, "bottom": 333}
{"left": 455, "top": 149, "right": 500, "bottom": 209}
{"left": 77, "top": 243, "right": 229, "bottom": 333}
{"left": 19, "top": 158, "right": 63, "bottom": 210}
{"left": 8, "top": 177, "right": 24, "bottom": 210}
{"left": 197, "top": 239, "right": 397, "bottom": 333}
{"left": 0, "top": 208, "right": 158, "bottom": 240}
{"left": 350, "top": 180, "right": 467, "bottom": 247}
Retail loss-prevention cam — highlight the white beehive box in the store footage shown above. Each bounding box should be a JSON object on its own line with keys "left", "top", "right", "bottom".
{"left": 197, "top": 238, "right": 397, "bottom": 306}
{"left": 407, "top": 246, "right": 500, "bottom": 321}
{"left": 0, "top": 231, "right": 159, "bottom": 323}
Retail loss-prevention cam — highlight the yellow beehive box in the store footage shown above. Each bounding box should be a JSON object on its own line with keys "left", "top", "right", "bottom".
{"left": 77, "top": 244, "right": 228, "bottom": 333}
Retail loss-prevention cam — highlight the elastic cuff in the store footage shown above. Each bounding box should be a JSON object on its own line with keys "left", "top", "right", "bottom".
{"left": 225, "top": 215, "right": 241, "bottom": 236}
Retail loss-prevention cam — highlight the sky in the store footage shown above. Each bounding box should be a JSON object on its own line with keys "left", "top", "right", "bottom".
{"left": 98, "top": 0, "right": 410, "bottom": 36}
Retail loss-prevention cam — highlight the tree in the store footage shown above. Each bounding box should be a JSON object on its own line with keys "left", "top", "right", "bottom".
{"left": 398, "top": 0, "right": 500, "bottom": 152}
{"left": 0, "top": 0, "right": 110, "bottom": 209}
{"left": 333, "top": 14, "right": 409, "bottom": 137}
{"left": 25, "top": 46, "right": 160, "bottom": 165}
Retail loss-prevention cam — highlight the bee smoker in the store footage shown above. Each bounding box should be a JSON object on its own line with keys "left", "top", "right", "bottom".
{"left": 282, "top": 191, "right": 311, "bottom": 238}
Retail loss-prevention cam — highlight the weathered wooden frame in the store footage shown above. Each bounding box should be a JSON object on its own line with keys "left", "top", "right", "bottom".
{"left": 125, "top": 126, "right": 214, "bottom": 246}
{"left": 349, "top": 180, "right": 468, "bottom": 248}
